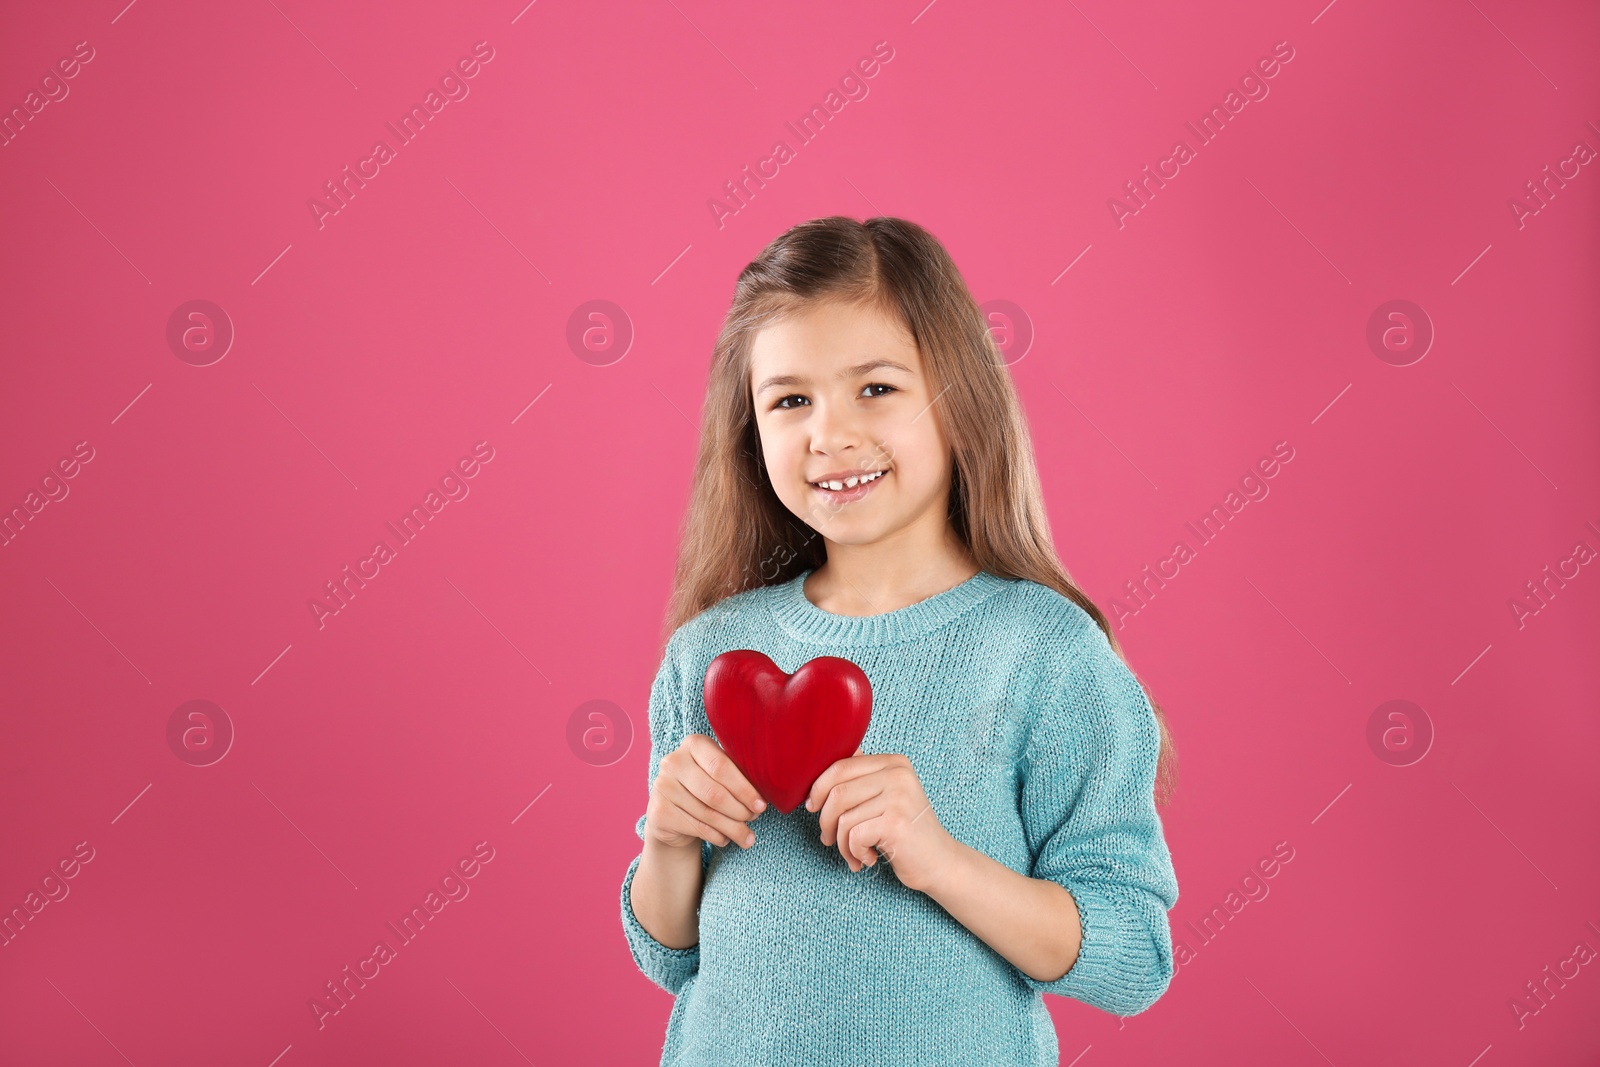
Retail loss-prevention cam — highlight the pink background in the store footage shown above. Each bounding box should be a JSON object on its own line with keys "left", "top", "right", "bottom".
{"left": 2, "top": 1, "right": 1597, "bottom": 1064}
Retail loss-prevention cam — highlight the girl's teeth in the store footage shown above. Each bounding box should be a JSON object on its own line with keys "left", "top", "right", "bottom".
{"left": 815, "top": 470, "right": 884, "bottom": 491}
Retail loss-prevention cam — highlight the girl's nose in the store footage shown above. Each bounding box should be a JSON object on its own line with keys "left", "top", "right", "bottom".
{"left": 809, "top": 400, "right": 864, "bottom": 456}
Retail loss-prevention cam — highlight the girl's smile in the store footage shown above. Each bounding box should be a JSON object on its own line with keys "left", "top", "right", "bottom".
{"left": 809, "top": 467, "right": 889, "bottom": 503}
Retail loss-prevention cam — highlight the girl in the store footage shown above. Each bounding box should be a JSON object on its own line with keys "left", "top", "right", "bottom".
{"left": 620, "top": 216, "right": 1179, "bottom": 1066}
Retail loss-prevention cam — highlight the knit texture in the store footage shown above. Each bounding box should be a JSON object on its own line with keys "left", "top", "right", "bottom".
{"left": 620, "top": 567, "right": 1180, "bottom": 1066}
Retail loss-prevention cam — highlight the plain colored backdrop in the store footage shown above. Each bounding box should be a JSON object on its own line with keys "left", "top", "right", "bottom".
{"left": 1, "top": 1, "right": 1597, "bottom": 1064}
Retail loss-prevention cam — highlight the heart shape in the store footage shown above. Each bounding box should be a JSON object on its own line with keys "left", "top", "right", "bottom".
{"left": 703, "top": 650, "right": 873, "bottom": 815}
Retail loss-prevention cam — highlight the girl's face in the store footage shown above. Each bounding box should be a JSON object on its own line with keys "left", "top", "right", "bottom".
{"left": 749, "top": 300, "right": 955, "bottom": 549}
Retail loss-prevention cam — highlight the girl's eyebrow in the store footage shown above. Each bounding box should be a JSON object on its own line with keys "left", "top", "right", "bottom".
{"left": 755, "top": 358, "right": 913, "bottom": 396}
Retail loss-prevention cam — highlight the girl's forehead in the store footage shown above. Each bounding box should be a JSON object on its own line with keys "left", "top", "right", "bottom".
{"left": 748, "top": 303, "right": 921, "bottom": 374}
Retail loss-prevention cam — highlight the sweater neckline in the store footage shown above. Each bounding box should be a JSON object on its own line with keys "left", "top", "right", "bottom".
{"left": 766, "top": 566, "right": 1011, "bottom": 645}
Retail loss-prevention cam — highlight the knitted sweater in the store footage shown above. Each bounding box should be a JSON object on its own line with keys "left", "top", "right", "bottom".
{"left": 619, "top": 567, "right": 1180, "bottom": 1066}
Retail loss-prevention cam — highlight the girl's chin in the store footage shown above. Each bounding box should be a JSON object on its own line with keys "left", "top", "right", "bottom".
{"left": 811, "top": 520, "right": 897, "bottom": 545}
{"left": 801, "top": 508, "right": 882, "bottom": 533}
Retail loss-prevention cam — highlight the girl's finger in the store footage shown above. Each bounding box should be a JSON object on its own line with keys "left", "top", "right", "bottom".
{"left": 834, "top": 799, "right": 887, "bottom": 870}
{"left": 674, "top": 811, "right": 734, "bottom": 848}
{"left": 818, "top": 777, "right": 885, "bottom": 846}
{"left": 807, "top": 752, "right": 888, "bottom": 815}
{"left": 848, "top": 815, "right": 892, "bottom": 868}
{"left": 689, "top": 735, "right": 768, "bottom": 817}
{"left": 666, "top": 771, "right": 757, "bottom": 847}
{"left": 658, "top": 800, "right": 732, "bottom": 848}
{"left": 679, "top": 745, "right": 762, "bottom": 822}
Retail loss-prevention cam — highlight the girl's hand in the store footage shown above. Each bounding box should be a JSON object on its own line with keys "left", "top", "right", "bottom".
{"left": 805, "top": 746, "right": 955, "bottom": 892}
{"left": 645, "top": 733, "right": 767, "bottom": 852}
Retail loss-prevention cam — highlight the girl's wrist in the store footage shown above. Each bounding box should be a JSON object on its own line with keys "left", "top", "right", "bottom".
{"left": 644, "top": 833, "right": 708, "bottom": 859}
{"left": 901, "top": 827, "right": 969, "bottom": 896}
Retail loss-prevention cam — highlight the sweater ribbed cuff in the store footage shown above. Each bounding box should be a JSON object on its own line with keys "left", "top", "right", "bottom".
{"left": 1020, "top": 878, "right": 1173, "bottom": 1016}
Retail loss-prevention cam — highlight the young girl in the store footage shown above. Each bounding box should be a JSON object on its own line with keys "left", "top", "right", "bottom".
{"left": 620, "top": 216, "right": 1180, "bottom": 1066}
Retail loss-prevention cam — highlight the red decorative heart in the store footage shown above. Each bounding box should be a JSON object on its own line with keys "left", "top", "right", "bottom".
{"left": 703, "top": 650, "right": 873, "bottom": 815}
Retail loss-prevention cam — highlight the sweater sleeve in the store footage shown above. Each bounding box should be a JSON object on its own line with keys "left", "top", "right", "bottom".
{"left": 1014, "top": 621, "right": 1180, "bottom": 1015}
{"left": 619, "top": 634, "right": 714, "bottom": 995}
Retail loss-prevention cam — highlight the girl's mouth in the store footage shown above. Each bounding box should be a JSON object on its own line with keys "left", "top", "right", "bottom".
{"left": 810, "top": 468, "right": 888, "bottom": 504}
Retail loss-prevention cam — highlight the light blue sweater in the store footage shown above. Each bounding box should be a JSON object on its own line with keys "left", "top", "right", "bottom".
{"left": 620, "top": 567, "right": 1180, "bottom": 1066}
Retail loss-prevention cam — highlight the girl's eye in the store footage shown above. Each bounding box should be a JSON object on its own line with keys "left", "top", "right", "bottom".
{"left": 772, "top": 384, "right": 894, "bottom": 410}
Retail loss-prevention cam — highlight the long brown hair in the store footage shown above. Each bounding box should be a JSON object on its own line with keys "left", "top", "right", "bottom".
{"left": 663, "top": 216, "right": 1177, "bottom": 806}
